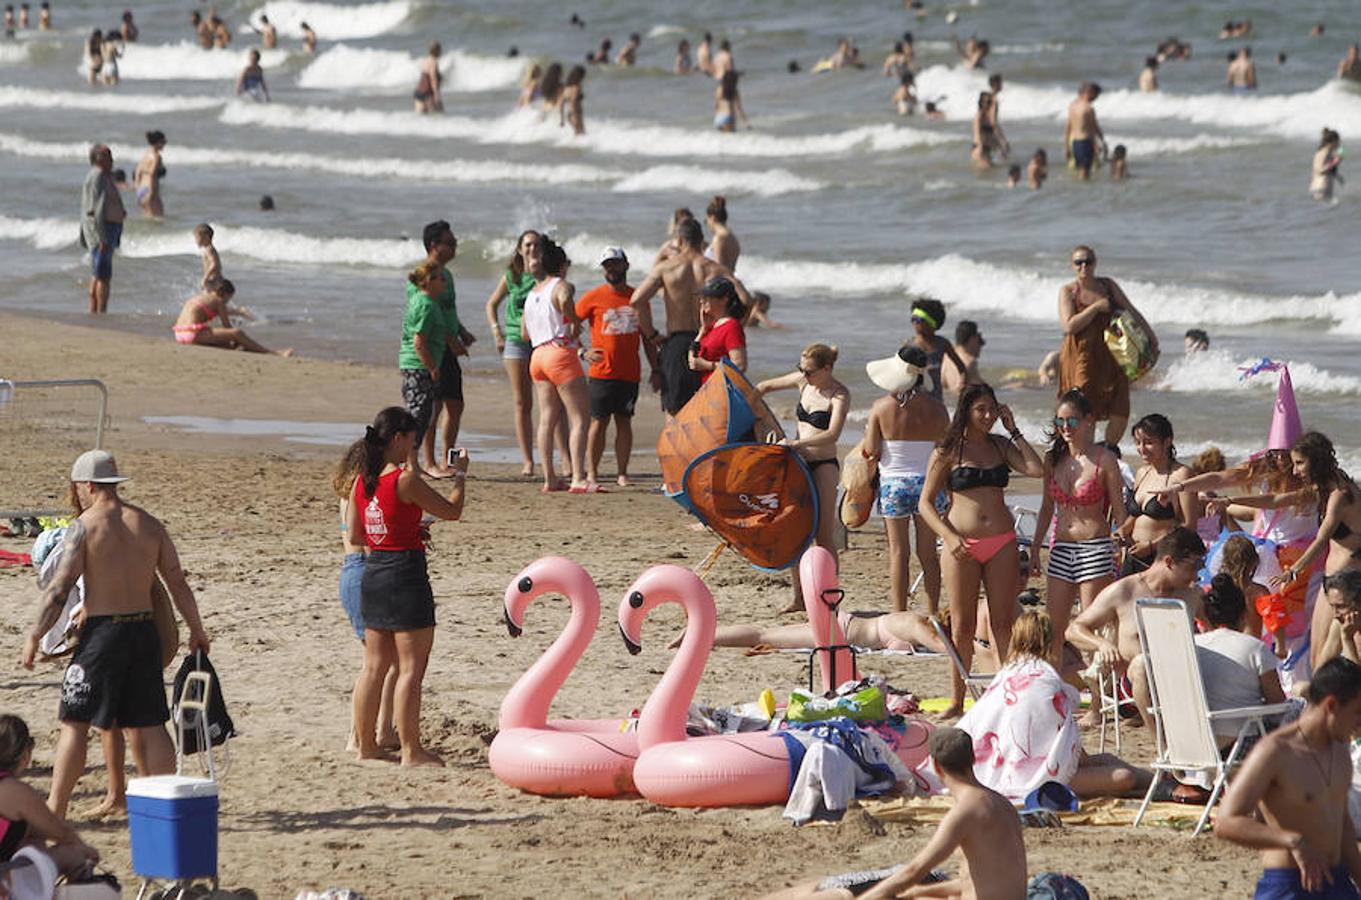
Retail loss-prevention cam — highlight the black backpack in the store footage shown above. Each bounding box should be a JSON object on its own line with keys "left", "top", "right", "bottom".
{"left": 172, "top": 650, "right": 237, "bottom": 755}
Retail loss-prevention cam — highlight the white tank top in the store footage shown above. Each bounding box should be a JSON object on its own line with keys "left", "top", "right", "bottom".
{"left": 522, "top": 276, "right": 571, "bottom": 347}
{"left": 879, "top": 440, "right": 934, "bottom": 479}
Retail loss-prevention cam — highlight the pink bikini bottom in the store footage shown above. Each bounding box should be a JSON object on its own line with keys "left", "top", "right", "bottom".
{"left": 963, "top": 532, "right": 1016, "bottom": 565}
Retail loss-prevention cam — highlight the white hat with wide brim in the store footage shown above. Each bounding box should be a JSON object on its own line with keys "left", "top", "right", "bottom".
{"left": 866, "top": 350, "right": 933, "bottom": 396}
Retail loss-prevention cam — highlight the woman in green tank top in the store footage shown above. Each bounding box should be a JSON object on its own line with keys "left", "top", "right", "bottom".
{"left": 485, "top": 230, "right": 543, "bottom": 476}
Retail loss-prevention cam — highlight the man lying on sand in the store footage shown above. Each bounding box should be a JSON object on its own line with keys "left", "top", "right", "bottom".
{"left": 765, "top": 727, "right": 1026, "bottom": 899}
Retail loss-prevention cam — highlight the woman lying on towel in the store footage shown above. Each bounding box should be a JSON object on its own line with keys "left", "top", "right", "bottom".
{"left": 925, "top": 610, "right": 1152, "bottom": 800}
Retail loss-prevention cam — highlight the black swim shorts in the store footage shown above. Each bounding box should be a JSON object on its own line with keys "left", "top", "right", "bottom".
{"left": 434, "top": 353, "right": 464, "bottom": 403}
{"left": 588, "top": 377, "right": 639, "bottom": 419}
{"left": 59, "top": 613, "right": 169, "bottom": 729}
{"left": 400, "top": 368, "right": 436, "bottom": 442}
{"left": 658, "top": 331, "right": 700, "bottom": 416}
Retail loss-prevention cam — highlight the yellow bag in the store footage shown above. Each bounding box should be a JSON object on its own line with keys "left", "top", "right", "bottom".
{"left": 1104, "top": 311, "right": 1159, "bottom": 383}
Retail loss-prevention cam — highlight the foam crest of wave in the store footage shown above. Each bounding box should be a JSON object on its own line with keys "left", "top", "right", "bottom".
{"left": 0, "top": 214, "right": 77, "bottom": 250}
{"left": 250, "top": 0, "right": 411, "bottom": 41}
{"left": 1151, "top": 349, "right": 1361, "bottom": 396}
{"left": 914, "top": 66, "right": 1361, "bottom": 139}
{"left": 122, "top": 225, "right": 425, "bottom": 267}
{"left": 610, "top": 164, "right": 821, "bottom": 196}
{"left": 0, "top": 44, "right": 28, "bottom": 64}
{"left": 0, "top": 86, "right": 223, "bottom": 114}
{"left": 114, "top": 42, "right": 291, "bottom": 81}
{"left": 296, "top": 44, "right": 525, "bottom": 92}
{"left": 224, "top": 100, "right": 948, "bottom": 158}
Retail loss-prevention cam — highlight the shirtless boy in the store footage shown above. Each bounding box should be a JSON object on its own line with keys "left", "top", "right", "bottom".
{"left": 630, "top": 218, "right": 749, "bottom": 416}
{"left": 1216, "top": 657, "right": 1361, "bottom": 899}
{"left": 1066, "top": 526, "right": 1206, "bottom": 727}
{"left": 21, "top": 451, "right": 211, "bottom": 818}
{"left": 194, "top": 223, "right": 222, "bottom": 289}
{"left": 1063, "top": 82, "right": 1107, "bottom": 181}
{"left": 765, "top": 727, "right": 1027, "bottom": 899}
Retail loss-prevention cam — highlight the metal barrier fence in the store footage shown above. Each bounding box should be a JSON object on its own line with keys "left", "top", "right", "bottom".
{"left": 0, "top": 379, "right": 109, "bottom": 519}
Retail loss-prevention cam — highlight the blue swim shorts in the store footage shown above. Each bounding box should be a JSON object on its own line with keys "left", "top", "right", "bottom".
{"left": 90, "top": 221, "right": 122, "bottom": 280}
{"left": 1254, "top": 866, "right": 1360, "bottom": 900}
{"left": 879, "top": 474, "right": 949, "bottom": 520}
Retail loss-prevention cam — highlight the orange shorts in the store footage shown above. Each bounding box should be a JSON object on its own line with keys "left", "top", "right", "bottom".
{"left": 529, "top": 343, "right": 583, "bottom": 385}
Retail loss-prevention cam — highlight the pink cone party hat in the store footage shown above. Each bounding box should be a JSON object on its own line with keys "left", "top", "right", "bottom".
{"left": 1266, "top": 365, "right": 1302, "bottom": 451}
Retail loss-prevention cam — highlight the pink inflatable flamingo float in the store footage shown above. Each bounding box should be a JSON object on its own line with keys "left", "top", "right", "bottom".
{"left": 618, "top": 565, "right": 792, "bottom": 807}
{"left": 488, "top": 556, "right": 638, "bottom": 798}
{"left": 800, "top": 546, "right": 858, "bottom": 695}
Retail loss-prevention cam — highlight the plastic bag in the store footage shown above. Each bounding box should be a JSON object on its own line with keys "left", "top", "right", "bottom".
{"left": 786, "top": 685, "right": 887, "bottom": 723}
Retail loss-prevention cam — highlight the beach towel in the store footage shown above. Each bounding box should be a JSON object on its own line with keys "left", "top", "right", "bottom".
{"left": 917, "top": 658, "right": 1082, "bottom": 800}
{"left": 36, "top": 536, "right": 83, "bottom": 657}
{"left": 781, "top": 719, "right": 914, "bottom": 825}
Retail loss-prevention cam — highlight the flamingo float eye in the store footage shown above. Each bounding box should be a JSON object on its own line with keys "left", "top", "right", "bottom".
{"left": 629, "top": 591, "right": 644, "bottom": 609}
{"left": 518, "top": 576, "right": 533, "bottom": 593}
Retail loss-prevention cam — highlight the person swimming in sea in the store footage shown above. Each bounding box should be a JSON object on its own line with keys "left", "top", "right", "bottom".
{"left": 132, "top": 130, "right": 167, "bottom": 218}
{"left": 236, "top": 49, "right": 270, "bottom": 102}
{"left": 414, "top": 42, "right": 444, "bottom": 114}
{"left": 714, "top": 69, "right": 748, "bottom": 132}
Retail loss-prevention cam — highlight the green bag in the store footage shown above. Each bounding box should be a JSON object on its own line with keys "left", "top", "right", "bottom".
{"left": 786, "top": 685, "right": 887, "bottom": 723}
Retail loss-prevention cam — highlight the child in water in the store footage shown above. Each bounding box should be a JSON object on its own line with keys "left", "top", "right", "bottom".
{"left": 1110, "top": 145, "right": 1128, "bottom": 180}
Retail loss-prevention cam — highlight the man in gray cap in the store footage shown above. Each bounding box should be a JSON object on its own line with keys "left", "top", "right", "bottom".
{"left": 22, "top": 450, "right": 210, "bottom": 818}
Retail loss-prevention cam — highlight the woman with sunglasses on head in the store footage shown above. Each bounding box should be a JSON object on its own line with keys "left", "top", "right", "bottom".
{"left": 1032, "top": 390, "right": 1127, "bottom": 657}
{"left": 757, "top": 344, "right": 851, "bottom": 612}
{"left": 918, "top": 383, "right": 1044, "bottom": 717}
{"left": 1116, "top": 414, "right": 1194, "bottom": 576}
{"left": 863, "top": 345, "right": 950, "bottom": 615}
{"left": 1057, "top": 245, "right": 1156, "bottom": 448}
{"left": 907, "top": 298, "right": 967, "bottom": 404}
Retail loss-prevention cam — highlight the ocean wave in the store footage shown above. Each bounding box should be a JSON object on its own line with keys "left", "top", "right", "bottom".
{"left": 1117, "top": 134, "right": 1262, "bottom": 156}
{"left": 222, "top": 100, "right": 951, "bottom": 159}
{"left": 1151, "top": 349, "right": 1361, "bottom": 396}
{"left": 0, "top": 132, "right": 811, "bottom": 197}
{"left": 296, "top": 44, "right": 525, "bottom": 93}
{"left": 0, "top": 214, "right": 77, "bottom": 250}
{"left": 914, "top": 65, "right": 1361, "bottom": 139}
{"left": 0, "top": 213, "right": 426, "bottom": 267}
{"left": 0, "top": 86, "right": 224, "bottom": 114}
{"left": 646, "top": 24, "right": 687, "bottom": 39}
{"left": 248, "top": 1, "right": 412, "bottom": 41}
{"left": 114, "top": 42, "right": 292, "bottom": 81}
{"left": 0, "top": 44, "right": 28, "bottom": 64}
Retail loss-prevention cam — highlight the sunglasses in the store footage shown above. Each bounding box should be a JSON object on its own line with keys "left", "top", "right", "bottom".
{"left": 1053, "top": 415, "right": 1082, "bottom": 430}
{"left": 798, "top": 366, "right": 818, "bottom": 377}
{"left": 1072, "top": 257, "right": 1094, "bottom": 267}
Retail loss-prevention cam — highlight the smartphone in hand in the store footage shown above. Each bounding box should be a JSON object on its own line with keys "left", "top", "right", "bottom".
{"left": 447, "top": 447, "right": 469, "bottom": 467}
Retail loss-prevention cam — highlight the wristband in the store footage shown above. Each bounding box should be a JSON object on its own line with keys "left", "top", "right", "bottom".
{"left": 1009, "top": 429, "right": 1024, "bottom": 441}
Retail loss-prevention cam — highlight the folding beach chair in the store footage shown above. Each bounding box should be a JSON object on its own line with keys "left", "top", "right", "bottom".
{"left": 1131, "top": 598, "right": 1291, "bottom": 837}
{"left": 929, "top": 616, "right": 993, "bottom": 701}
{"left": 1094, "top": 657, "right": 1138, "bottom": 754}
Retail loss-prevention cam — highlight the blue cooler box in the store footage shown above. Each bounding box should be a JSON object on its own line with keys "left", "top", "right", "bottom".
{"left": 127, "top": 775, "right": 218, "bottom": 879}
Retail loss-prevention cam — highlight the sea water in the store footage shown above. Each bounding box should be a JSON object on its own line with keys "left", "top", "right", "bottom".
{"left": 1, "top": 0, "right": 1359, "bottom": 466}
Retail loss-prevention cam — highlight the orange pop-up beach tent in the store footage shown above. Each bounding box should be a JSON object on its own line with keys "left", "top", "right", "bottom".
{"left": 656, "top": 361, "right": 817, "bottom": 571}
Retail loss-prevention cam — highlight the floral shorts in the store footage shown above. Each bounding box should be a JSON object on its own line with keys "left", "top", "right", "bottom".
{"left": 879, "top": 474, "right": 949, "bottom": 520}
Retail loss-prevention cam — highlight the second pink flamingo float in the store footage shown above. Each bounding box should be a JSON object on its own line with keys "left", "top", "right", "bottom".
{"left": 488, "top": 556, "right": 638, "bottom": 798}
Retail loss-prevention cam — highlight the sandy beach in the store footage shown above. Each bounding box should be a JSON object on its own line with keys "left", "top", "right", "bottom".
{"left": 0, "top": 312, "right": 1262, "bottom": 897}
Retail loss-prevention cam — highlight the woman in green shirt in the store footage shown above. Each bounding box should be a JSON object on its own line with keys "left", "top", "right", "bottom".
{"left": 486, "top": 230, "right": 544, "bottom": 477}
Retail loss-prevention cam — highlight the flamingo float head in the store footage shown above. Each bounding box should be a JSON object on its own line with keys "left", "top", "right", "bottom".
{"left": 503, "top": 556, "right": 598, "bottom": 639}
{"left": 617, "top": 564, "right": 717, "bottom": 657}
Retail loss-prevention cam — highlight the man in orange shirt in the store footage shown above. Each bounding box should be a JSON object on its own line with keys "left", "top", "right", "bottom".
{"left": 575, "top": 247, "right": 648, "bottom": 487}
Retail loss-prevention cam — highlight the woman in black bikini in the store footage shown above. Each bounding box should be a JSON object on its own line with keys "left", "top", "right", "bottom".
{"left": 756, "top": 343, "right": 851, "bottom": 612}
{"left": 918, "top": 383, "right": 1043, "bottom": 717}
{"left": 1117, "top": 414, "right": 1194, "bottom": 575}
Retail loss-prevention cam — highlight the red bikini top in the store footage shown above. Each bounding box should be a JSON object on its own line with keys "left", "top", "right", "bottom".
{"left": 1049, "top": 475, "right": 1108, "bottom": 509}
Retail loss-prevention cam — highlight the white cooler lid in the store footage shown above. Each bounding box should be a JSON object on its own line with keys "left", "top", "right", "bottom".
{"left": 127, "top": 775, "right": 218, "bottom": 799}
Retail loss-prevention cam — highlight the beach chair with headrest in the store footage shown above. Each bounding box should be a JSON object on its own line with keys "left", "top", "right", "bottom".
{"left": 1131, "top": 597, "right": 1291, "bottom": 837}
{"left": 929, "top": 616, "right": 993, "bottom": 701}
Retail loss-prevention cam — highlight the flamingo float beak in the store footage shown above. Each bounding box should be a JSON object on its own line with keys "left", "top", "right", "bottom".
{"left": 504, "top": 575, "right": 533, "bottom": 637}
{"left": 620, "top": 624, "right": 642, "bottom": 656}
{"left": 619, "top": 589, "right": 645, "bottom": 654}
{"left": 504, "top": 605, "right": 522, "bottom": 638}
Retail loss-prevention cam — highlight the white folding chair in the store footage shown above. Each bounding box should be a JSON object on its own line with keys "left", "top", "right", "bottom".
{"left": 1094, "top": 652, "right": 1139, "bottom": 754}
{"left": 1131, "top": 598, "right": 1291, "bottom": 837}
{"left": 929, "top": 616, "right": 993, "bottom": 701}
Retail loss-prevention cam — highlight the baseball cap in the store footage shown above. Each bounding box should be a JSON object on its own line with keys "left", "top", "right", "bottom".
{"left": 70, "top": 449, "right": 130, "bottom": 484}
{"left": 596, "top": 246, "right": 628, "bottom": 267}
{"left": 698, "top": 276, "right": 736, "bottom": 298}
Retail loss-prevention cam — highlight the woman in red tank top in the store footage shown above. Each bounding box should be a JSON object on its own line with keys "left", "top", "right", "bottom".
{"left": 345, "top": 407, "right": 468, "bottom": 767}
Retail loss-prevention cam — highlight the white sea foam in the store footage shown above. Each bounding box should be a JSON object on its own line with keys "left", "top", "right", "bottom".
{"left": 0, "top": 213, "right": 424, "bottom": 267}
{"left": 0, "top": 44, "right": 28, "bottom": 64}
{"left": 646, "top": 24, "right": 687, "bottom": 39}
{"left": 0, "top": 86, "right": 223, "bottom": 114}
{"left": 611, "top": 164, "right": 821, "bottom": 196}
{"left": 1117, "top": 134, "right": 1262, "bottom": 156}
{"left": 114, "top": 42, "right": 291, "bottom": 81}
{"left": 1151, "top": 349, "right": 1361, "bottom": 397}
{"left": 914, "top": 65, "right": 1361, "bottom": 139}
{"left": 296, "top": 45, "right": 525, "bottom": 93}
{"left": 249, "top": 1, "right": 411, "bottom": 41}
{"left": 0, "top": 214, "right": 77, "bottom": 250}
{"left": 222, "top": 100, "right": 951, "bottom": 159}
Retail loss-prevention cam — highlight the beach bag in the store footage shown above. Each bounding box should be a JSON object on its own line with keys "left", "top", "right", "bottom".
{"left": 1027, "top": 872, "right": 1090, "bottom": 900}
{"left": 787, "top": 685, "right": 887, "bottom": 723}
{"left": 172, "top": 650, "right": 236, "bottom": 755}
{"left": 1104, "top": 311, "right": 1159, "bottom": 383}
